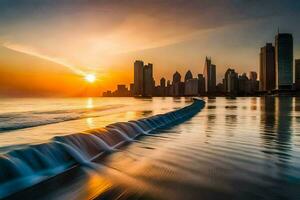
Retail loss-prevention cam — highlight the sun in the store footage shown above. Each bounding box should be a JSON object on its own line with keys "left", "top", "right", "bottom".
{"left": 85, "top": 74, "right": 96, "bottom": 83}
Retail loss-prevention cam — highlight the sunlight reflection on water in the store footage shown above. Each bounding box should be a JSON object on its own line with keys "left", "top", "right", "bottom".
{"left": 2, "top": 97, "right": 300, "bottom": 200}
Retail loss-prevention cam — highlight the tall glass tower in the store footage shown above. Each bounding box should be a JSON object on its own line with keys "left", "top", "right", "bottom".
{"left": 275, "top": 33, "right": 293, "bottom": 90}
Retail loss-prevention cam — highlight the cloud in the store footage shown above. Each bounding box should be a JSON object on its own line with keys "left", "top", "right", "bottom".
{"left": 0, "top": 0, "right": 299, "bottom": 73}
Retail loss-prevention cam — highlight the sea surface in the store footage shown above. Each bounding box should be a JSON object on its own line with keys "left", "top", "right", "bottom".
{"left": 0, "top": 97, "right": 300, "bottom": 199}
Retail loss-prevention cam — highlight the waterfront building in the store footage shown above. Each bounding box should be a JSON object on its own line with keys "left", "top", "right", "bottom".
{"left": 185, "top": 78, "right": 198, "bottom": 96}
{"left": 129, "top": 83, "right": 134, "bottom": 96}
{"left": 143, "top": 63, "right": 154, "bottom": 96}
{"left": 259, "top": 43, "right": 275, "bottom": 92}
{"left": 275, "top": 33, "right": 293, "bottom": 90}
{"left": 153, "top": 77, "right": 166, "bottom": 96}
{"left": 249, "top": 71, "right": 259, "bottom": 94}
{"left": 134, "top": 60, "right": 144, "bottom": 95}
{"left": 295, "top": 59, "right": 300, "bottom": 90}
{"left": 224, "top": 68, "right": 238, "bottom": 94}
{"left": 249, "top": 71, "right": 257, "bottom": 81}
{"left": 203, "top": 57, "right": 216, "bottom": 94}
{"left": 184, "top": 70, "right": 193, "bottom": 82}
{"left": 160, "top": 77, "right": 166, "bottom": 88}
{"left": 197, "top": 74, "right": 205, "bottom": 95}
{"left": 174, "top": 82, "right": 185, "bottom": 96}
{"left": 173, "top": 71, "right": 181, "bottom": 84}
{"left": 238, "top": 73, "right": 250, "bottom": 95}
{"left": 216, "top": 83, "right": 224, "bottom": 94}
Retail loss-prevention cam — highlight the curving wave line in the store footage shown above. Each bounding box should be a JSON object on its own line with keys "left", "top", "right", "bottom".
{"left": 0, "top": 104, "right": 124, "bottom": 132}
{"left": 0, "top": 98, "right": 205, "bottom": 199}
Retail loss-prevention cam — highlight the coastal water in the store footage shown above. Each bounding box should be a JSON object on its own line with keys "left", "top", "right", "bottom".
{"left": 1, "top": 97, "right": 300, "bottom": 199}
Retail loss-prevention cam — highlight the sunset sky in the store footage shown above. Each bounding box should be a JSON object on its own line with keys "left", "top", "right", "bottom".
{"left": 0, "top": 0, "right": 300, "bottom": 96}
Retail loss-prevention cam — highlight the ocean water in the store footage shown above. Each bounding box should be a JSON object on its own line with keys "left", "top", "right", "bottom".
{"left": 1, "top": 97, "right": 300, "bottom": 199}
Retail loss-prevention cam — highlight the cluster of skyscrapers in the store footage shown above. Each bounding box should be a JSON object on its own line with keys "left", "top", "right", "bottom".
{"left": 103, "top": 32, "right": 299, "bottom": 97}
{"left": 103, "top": 57, "right": 258, "bottom": 97}
{"left": 260, "top": 32, "right": 299, "bottom": 93}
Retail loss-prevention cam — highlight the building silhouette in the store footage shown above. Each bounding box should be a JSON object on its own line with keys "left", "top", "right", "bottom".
{"left": 238, "top": 73, "right": 250, "bottom": 95}
{"left": 154, "top": 77, "right": 166, "bottom": 96}
{"left": 203, "top": 57, "right": 216, "bottom": 94}
{"left": 259, "top": 43, "right": 275, "bottom": 92}
{"left": 173, "top": 71, "right": 181, "bottom": 84}
{"left": 172, "top": 71, "right": 184, "bottom": 96}
{"left": 105, "top": 57, "right": 261, "bottom": 97}
{"left": 224, "top": 68, "right": 238, "bottom": 94}
{"left": 275, "top": 33, "right": 293, "bottom": 90}
{"left": 197, "top": 74, "right": 205, "bottom": 95}
{"left": 143, "top": 63, "right": 154, "bottom": 96}
{"left": 249, "top": 71, "right": 257, "bottom": 81}
{"left": 184, "top": 70, "right": 193, "bottom": 82}
{"left": 185, "top": 78, "right": 199, "bottom": 96}
{"left": 295, "top": 59, "right": 300, "bottom": 90}
{"left": 160, "top": 77, "right": 166, "bottom": 88}
{"left": 249, "top": 71, "right": 259, "bottom": 94}
{"left": 129, "top": 83, "right": 134, "bottom": 94}
{"left": 103, "top": 84, "right": 130, "bottom": 97}
{"left": 134, "top": 60, "right": 144, "bottom": 95}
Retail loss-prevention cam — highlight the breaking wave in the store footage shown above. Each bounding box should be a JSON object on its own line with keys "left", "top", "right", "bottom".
{"left": 0, "top": 105, "right": 124, "bottom": 132}
{"left": 0, "top": 98, "right": 205, "bottom": 198}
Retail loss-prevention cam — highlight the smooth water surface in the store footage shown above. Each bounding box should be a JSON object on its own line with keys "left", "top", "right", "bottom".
{"left": 1, "top": 97, "right": 300, "bottom": 200}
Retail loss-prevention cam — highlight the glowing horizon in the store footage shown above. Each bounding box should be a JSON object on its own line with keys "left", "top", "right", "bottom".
{"left": 0, "top": 0, "right": 299, "bottom": 96}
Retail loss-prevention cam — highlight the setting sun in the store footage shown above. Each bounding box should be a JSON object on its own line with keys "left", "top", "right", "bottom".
{"left": 85, "top": 74, "right": 96, "bottom": 83}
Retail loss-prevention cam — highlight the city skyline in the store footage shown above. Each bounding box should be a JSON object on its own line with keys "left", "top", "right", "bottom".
{"left": 0, "top": 1, "right": 300, "bottom": 96}
{"left": 105, "top": 31, "right": 299, "bottom": 97}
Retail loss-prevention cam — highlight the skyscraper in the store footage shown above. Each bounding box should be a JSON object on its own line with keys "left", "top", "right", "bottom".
{"left": 249, "top": 71, "right": 257, "bottom": 81}
{"left": 172, "top": 71, "right": 184, "bottom": 96}
{"left": 184, "top": 78, "right": 198, "bottom": 96}
{"left": 295, "top": 59, "right": 300, "bottom": 90}
{"left": 184, "top": 70, "right": 193, "bottom": 82}
{"left": 134, "top": 60, "right": 144, "bottom": 95}
{"left": 275, "top": 33, "right": 293, "bottom": 90}
{"left": 158, "top": 77, "right": 166, "bottom": 96}
{"left": 197, "top": 74, "right": 205, "bottom": 95}
{"left": 172, "top": 71, "right": 181, "bottom": 84}
{"left": 238, "top": 73, "right": 250, "bottom": 95}
{"left": 160, "top": 77, "right": 166, "bottom": 88}
{"left": 249, "top": 71, "right": 258, "bottom": 94}
{"left": 143, "top": 63, "right": 154, "bottom": 96}
{"left": 203, "top": 57, "right": 216, "bottom": 94}
{"left": 224, "top": 68, "right": 238, "bottom": 94}
{"left": 259, "top": 43, "right": 275, "bottom": 91}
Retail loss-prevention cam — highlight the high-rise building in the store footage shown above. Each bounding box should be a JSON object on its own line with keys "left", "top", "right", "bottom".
{"left": 166, "top": 80, "right": 173, "bottom": 96}
{"left": 249, "top": 71, "right": 257, "bottom": 81}
{"left": 173, "top": 71, "right": 181, "bottom": 84}
{"left": 160, "top": 77, "right": 166, "bottom": 88}
{"left": 275, "top": 33, "right": 293, "bottom": 90}
{"left": 129, "top": 83, "right": 134, "bottom": 96}
{"left": 185, "top": 78, "right": 198, "bottom": 96}
{"left": 203, "top": 57, "right": 216, "bottom": 94}
{"left": 238, "top": 73, "right": 250, "bottom": 95}
{"left": 295, "top": 59, "right": 300, "bottom": 90}
{"left": 249, "top": 71, "right": 258, "bottom": 94}
{"left": 174, "top": 82, "right": 185, "bottom": 96}
{"left": 134, "top": 60, "right": 144, "bottom": 95}
{"left": 143, "top": 63, "right": 154, "bottom": 96}
{"left": 259, "top": 43, "right": 275, "bottom": 92}
{"left": 198, "top": 74, "right": 205, "bottom": 95}
{"left": 113, "top": 85, "right": 130, "bottom": 96}
{"left": 224, "top": 68, "right": 238, "bottom": 94}
{"left": 184, "top": 70, "right": 193, "bottom": 82}
{"left": 172, "top": 71, "right": 184, "bottom": 96}
{"left": 156, "top": 77, "right": 166, "bottom": 96}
